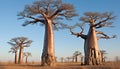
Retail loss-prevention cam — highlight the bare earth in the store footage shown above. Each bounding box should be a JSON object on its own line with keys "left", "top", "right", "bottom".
{"left": 0, "top": 62, "right": 120, "bottom": 69}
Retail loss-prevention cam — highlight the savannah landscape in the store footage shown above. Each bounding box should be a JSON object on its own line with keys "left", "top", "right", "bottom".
{"left": 0, "top": 0, "right": 120, "bottom": 69}
{"left": 0, "top": 62, "right": 120, "bottom": 69}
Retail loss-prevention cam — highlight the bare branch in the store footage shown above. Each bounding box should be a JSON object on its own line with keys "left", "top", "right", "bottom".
{"left": 94, "top": 12, "right": 116, "bottom": 28}
{"left": 53, "top": 22, "right": 69, "bottom": 31}
{"left": 80, "top": 12, "right": 116, "bottom": 28}
{"left": 95, "top": 22, "right": 114, "bottom": 28}
{"left": 18, "top": 13, "right": 45, "bottom": 26}
{"left": 70, "top": 27, "right": 80, "bottom": 37}
{"left": 80, "top": 12, "right": 100, "bottom": 24}
{"left": 51, "top": 3, "right": 78, "bottom": 20}
{"left": 96, "top": 31, "right": 116, "bottom": 39}
{"left": 69, "top": 24, "right": 87, "bottom": 39}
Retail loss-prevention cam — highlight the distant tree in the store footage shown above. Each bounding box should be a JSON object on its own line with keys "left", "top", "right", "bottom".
{"left": 73, "top": 51, "right": 82, "bottom": 62}
{"left": 115, "top": 56, "right": 120, "bottom": 62}
{"left": 71, "top": 56, "right": 75, "bottom": 62}
{"left": 70, "top": 12, "right": 116, "bottom": 65}
{"left": 8, "top": 37, "right": 32, "bottom": 64}
{"left": 8, "top": 46, "right": 19, "bottom": 64}
{"left": 100, "top": 50, "right": 107, "bottom": 62}
{"left": 24, "top": 52, "right": 32, "bottom": 63}
{"left": 60, "top": 57, "right": 64, "bottom": 63}
{"left": 18, "top": 0, "right": 77, "bottom": 66}
{"left": 80, "top": 56, "right": 84, "bottom": 65}
{"left": 66, "top": 57, "right": 71, "bottom": 62}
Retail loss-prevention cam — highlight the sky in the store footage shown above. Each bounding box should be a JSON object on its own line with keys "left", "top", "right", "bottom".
{"left": 0, "top": 0, "right": 120, "bottom": 62}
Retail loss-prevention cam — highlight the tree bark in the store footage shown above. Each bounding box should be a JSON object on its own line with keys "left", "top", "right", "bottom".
{"left": 41, "top": 19, "right": 55, "bottom": 66}
{"left": 15, "top": 51, "right": 18, "bottom": 64}
{"left": 84, "top": 27, "right": 101, "bottom": 65}
{"left": 18, "top": 47, "right": 24, "bottom": 64}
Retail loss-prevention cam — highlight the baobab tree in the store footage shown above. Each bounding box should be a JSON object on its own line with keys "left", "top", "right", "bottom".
{"left": 18, "top": 0, "right": 77, "bottom": 66}
{"left": 8, "top": 46, "right": 19, "bottom": 64}
{"left": 73, "top": 51, "right": 82, "bottom": 62}
{"left": 71, "top": 56, "right": 75, "bottom": 62}
{"left": 70, "top": 12, "right": 116, "bottom": 65}
{"left": 24, "top": 52, "right": 32, "bottom": 63}
{"left": 8, "top": 37, "right": 32, "bottom": 64}
{"left": 66, "top": 57, "right": 71, "bottom": 62}
{"left": 60, "top": 57, "right": 64, "bottom": 63}
{"left": 100, "top": 50, "right": 107, "bottom": 62}
{"left": 115, "top": 56, "right": 120, "bottom": 62}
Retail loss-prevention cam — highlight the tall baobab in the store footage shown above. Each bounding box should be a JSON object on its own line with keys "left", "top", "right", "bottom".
{"left": 70, "top": 12, "right": 116, "bottom": 65}
{"left": 24, "top": 52, "right": 32, "bottom": 63}
{"left": 73, "top": 51, "right": 82, "bottom": 62}
{"left": 8, "top": 46, "right": 19, "bottom": 64}
{"left": 18, "top": 0, "right": 77, "bottom": 66}
{"left": 8, "top": 37, "right": 32, "bottom": 64}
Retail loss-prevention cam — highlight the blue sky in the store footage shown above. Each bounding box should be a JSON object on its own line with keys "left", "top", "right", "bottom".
{"left": 0, "top": 0, "right": 120, "bottom": 62}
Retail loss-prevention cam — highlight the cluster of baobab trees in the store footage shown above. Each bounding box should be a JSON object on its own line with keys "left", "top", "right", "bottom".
{"left": 59, "top": 51, "right": 82, "bottom": 63}
{"left": 16, "top": 0, "right": 116, "bottom": 66}
{"left": 59, "top": 50, "right": 107, "bottom": 64}
{"left": 8, "top": 37, "right": 32, "bottom": 64}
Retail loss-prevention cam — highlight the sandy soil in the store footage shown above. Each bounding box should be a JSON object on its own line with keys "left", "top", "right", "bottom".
{"left": 0, "top": 62, "right": 120, "bottom": 69}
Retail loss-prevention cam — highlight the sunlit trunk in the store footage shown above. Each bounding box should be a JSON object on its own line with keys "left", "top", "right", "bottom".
{"left": 84, "top": 27, "right": 101, "bottom": 65}
{"left": 15, "top": 51, "right": 18, "bottom": 64}
{"left": 41, "top": 19, "right": 55, "bottom": 66}
{"left": 18, "top": 47, "right": 24, "bottom": 64}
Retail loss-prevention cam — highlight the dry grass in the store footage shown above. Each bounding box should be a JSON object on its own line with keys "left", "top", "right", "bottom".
{"left": 0, "top": 62, "right": 120, "bottom": 69}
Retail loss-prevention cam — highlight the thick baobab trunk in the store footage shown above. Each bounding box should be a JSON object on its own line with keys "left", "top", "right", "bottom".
{"left": 41, "top": 19, "right": 55, "bottom": 66}
{"left": 84, "top": 27, "right": 101, "bottom": 65}
{"left": 15, "top": 51, "right": 18, "bottom": 64}
{"left": 18, "top": 47, "right": 24, "bottom": 64}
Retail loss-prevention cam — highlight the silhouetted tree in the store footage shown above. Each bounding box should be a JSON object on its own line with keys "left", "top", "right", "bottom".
{"left": 8, "top": 37, "right": 32, "bottom": 64}
{"left": 18, "top": 0, "right": 77, "bottom": 66}
{"left": 24, "top": 52, "right": 32, "bottom": 63}
{"left": 70, "top": 12, "right": 116, "bottom": 65}
{"left": 73, "top": 51, "right": 82, "bottom": 62}
{"left": 8, "top": 46, "right": 19, "bottom": 64}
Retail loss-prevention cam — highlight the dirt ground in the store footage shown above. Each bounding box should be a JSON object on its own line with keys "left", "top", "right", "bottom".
{"left": 0, "top": 62, "right": 120, "bottom": 69}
